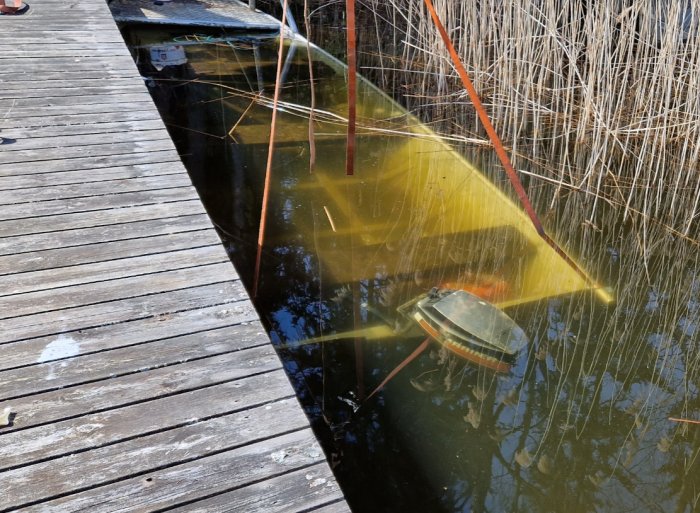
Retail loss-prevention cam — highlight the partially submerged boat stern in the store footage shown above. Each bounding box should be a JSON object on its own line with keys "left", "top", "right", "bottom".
{"left": 400, "top": 288, "right": 529, "bottom": 373}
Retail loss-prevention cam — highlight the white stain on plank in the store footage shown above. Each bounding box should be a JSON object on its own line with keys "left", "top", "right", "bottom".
{"left": 37, "top": 335, "right": 80, "bottom": 363}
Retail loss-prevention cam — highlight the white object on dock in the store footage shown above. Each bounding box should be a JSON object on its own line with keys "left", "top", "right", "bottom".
{"left": 0, "top": 406, "right": 13, "bottom": 427}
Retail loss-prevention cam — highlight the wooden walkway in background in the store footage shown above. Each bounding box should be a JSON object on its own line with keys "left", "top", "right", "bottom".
{"left": 110, "top": 0, "right": 281, "bottom": 30}
{"left": 0, "top": 1, "right": 348, "bottom": 511}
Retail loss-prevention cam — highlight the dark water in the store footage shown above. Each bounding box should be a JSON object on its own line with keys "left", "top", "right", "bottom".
{"left": 122, "top": 25, "right": 700, "bottom": 513}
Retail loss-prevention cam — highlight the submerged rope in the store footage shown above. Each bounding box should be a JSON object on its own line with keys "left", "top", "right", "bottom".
{"left": 366, "top": 337, "right": 431, "bottom": 401}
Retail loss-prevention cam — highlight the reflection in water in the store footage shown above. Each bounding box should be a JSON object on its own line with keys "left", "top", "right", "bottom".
{"left": 122, "top": 26, "right": 700, "bottom": 513}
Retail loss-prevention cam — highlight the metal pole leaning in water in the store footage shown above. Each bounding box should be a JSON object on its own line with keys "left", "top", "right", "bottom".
{"left": 421, "top": 0, "right": 606, "bottom": 294}
{"left": 422, "top": 0, "right": 543, "bottom": 234}
{"left": 253, "top": 1, "right": 289, "bottom": 298}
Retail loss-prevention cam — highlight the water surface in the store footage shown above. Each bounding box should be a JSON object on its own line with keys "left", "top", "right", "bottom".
{"left": 122, "top": 26, "right": 700, "bottom": 513}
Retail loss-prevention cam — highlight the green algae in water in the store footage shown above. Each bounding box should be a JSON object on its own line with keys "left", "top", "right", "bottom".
{"left": 122, "top": 26, "right": 700, "bottom": 513}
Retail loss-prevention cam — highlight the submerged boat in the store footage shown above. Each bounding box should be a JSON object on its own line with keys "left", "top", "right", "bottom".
{"left": 219, "top": 39, "right": 611, "bottom": 302}
{"left": 402, "top": 288, "right": 528, "bottom": 372}
{"left": 129, "top": 29, "right": 611, "bottom": 370}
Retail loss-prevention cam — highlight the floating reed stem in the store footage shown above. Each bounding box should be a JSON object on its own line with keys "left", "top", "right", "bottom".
{"left": 669, "top": 417, "right": 700, "bottom": 425}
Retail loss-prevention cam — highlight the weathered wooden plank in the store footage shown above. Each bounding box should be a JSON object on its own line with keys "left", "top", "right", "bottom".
{"left": 0, "top": 214, "right": 211, "bottom": 256}
{"left": 0, "top": 138, "right": 175, "bottom": 167}
{"left": 0, "top": 78, "right": 145, "bottom": 95}
{"left": 1, "top": 161, "right": 182, "bottom": 191}
{"left": 0, "top": 92, "right": 150, "bottom": 110}
{"left": 0, "top": 260, "right": 235, "bottom": 319}
{"left": 0, "top": 36, "right": 124, "bottom": 44}
{"left": 11, "top": 0, "right": 114, "bottom": 4}
{"left": 0, "top": 186, "right": 197, "bottom": 226}
{"left": 7, "top": 8, "right": 111, "bottom": 17}
{"left": 0, "top": 120, "right": 165, "bottom": 146}
{"left": 1, "top": 400, "right": 311, "bottom": 511}
{"left": 0, "top": 55, "right": 138, "bottom": 71}
{"left": 0, "top": 24, "right": 128, "bottom": 33}
{"left": 0, "top": 199, "right": 205, "bottom": 238}
{"left": 0, "top": 133, "right": 173, "bottom": 166}
{"left": 3, "top": 21, "right": 123, "bottom": 28}
{"left": 0, "top": 46, "right": 132, "bottom": 60}
{"left": 0, "top": 280, "right": 249, "bottom": 345}
{"left": 0, "top": 149, "right": 177, "bottom": 176}
{"left": 9, "top": 0, "right": 114, "bottom": 4}
{"left": 1, "top": 33, "right": 126, "bottom": 43}
{"left": 4, "top": 11, "right": 125, "bottom": 19}
{"left": 6, "top": 8, "right": 116, "bottom": 14}
{"left": 0, "top": 139, "right": 176, "bottom": 168}
{"left": 0, "top": 298, "right": 256, "bottom": 372}
{"left": 0, "top": 66, "right": 142, "bottom": 82}
{"left": 0, "top": 99, "right": 157, "bottom": 122}
{"left": 0, "top": 139, "right": 175, "bottom": 169}
{"left": 0, "top": 125, "right": 170, "bottom": 154}
{"left": 0, "top": 125, "right": 170, "bottom": 156}
{"left": 7, "top": 1, "right": 119, "bottom": 8}
{"left": 0, "top": 229, "right": 220, "bottom": 275}
{"left": 0, "top": 244, "right": 226, "bottom": 297}
{"left": 2, "top": 28, "right": 126, "bottom": 39}
{"left": 0, "top": 41, "right": 130, "bottom": 52}
{"left": 0, "top": 321, "right": 267, "bottom": 399}
{"left": 7, "top": 0, "right": 114, "bottom": 6}
{"left": 0, "top": 345, "right": 280, "bottom": 432}
{"left": 0, "top": 109, "right": 161, "bottom": 130}
{"left": 0, "top": 370, "right": 294, "bottom": 470}
{"left": 308, "top": 501, "right": 354, "bottom": 513}
{"left": 166, "top": 465, "right": 347, "bottom": 513}
{"left": 0, "top": 174, "right": 193, "bottom": 205}
{"left": 0, "top": 39, "right": 124, "bottom": 46}
{"left": 0, "top": 166, "right": 183, "bottom": 198}
{"left": 0, "top": 64, "right": 141, "bottom": 78}
{"left": 0, "top": 69, "right": 142, "bottom": 82}
{"left": 18, "top": 428, "right": 325, "bottom": 513}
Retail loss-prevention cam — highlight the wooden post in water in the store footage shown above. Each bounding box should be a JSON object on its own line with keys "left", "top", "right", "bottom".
{"left": 252, "top": 0, "right": 288, "bottom": 297}
{"left": 248, "top": 0, "right": 255, "bottom": 11}
{"left": 345, "top": 0, "right": 357, "bottom": 176}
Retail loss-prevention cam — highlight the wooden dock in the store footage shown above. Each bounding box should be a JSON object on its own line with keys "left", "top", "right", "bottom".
{"left": 0, "top": 1, "right": 348, "bottom": 511}
{"left": 109, "top": 0, "right": 281, "bottom": 30}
